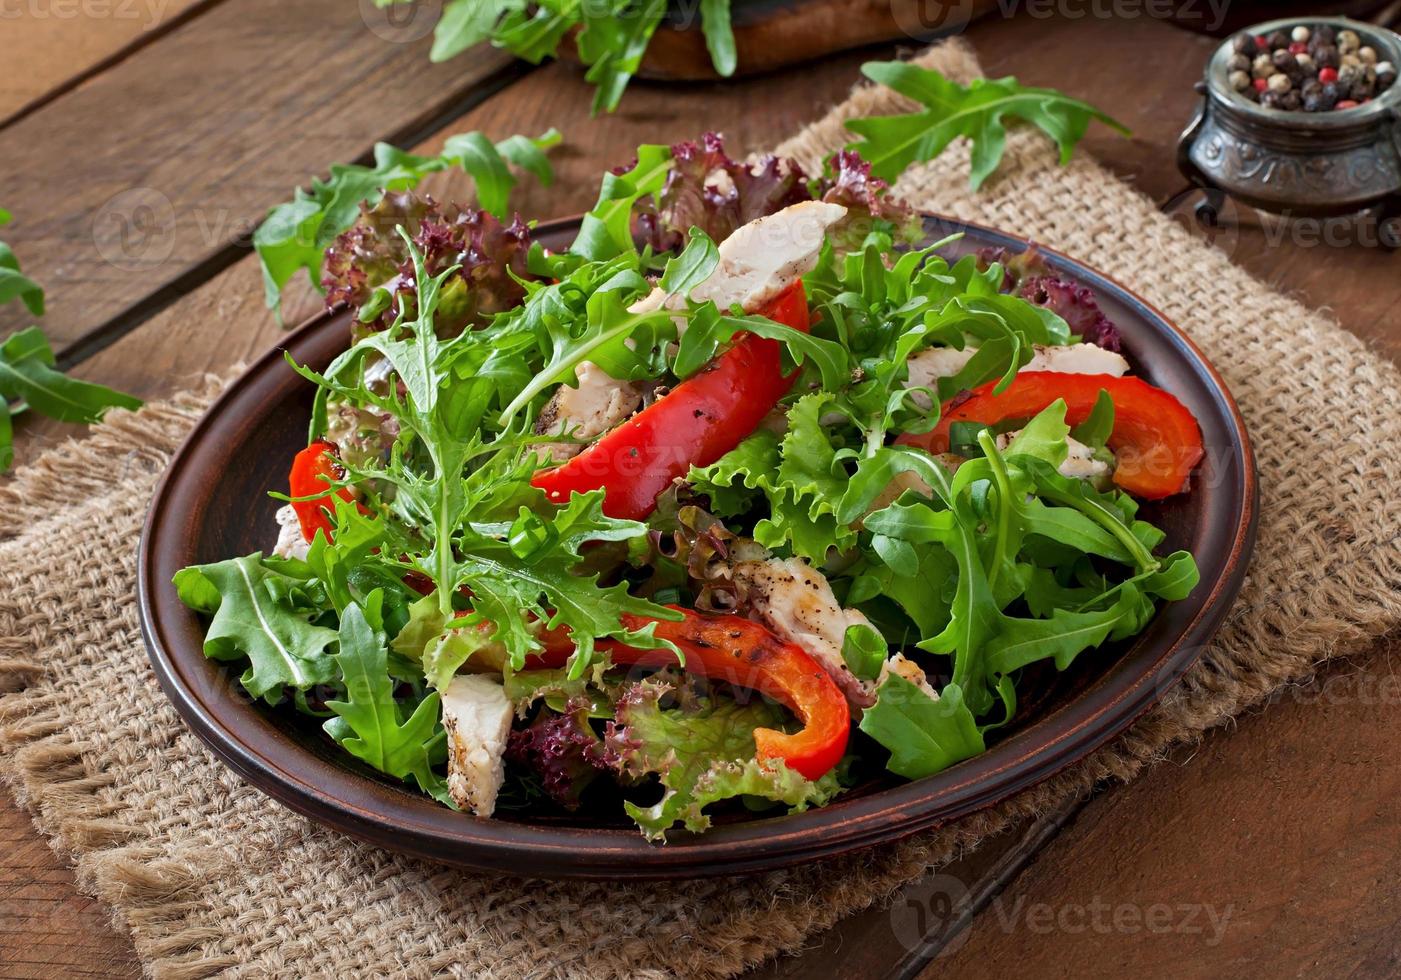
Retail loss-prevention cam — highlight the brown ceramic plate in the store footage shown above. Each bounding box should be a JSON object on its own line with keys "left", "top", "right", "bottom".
{"left": 138, "top": 214, "right": 1257, "bottom": 880}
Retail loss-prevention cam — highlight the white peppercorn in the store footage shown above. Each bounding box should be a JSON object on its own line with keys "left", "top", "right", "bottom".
{"left": 1291, "top": 26, "right": 1311, "bottom": 43}
{"left": 1267, "top": 72, "right": 1292, "bottom": 94}
{"left": 1228, "top": 69, "right": 1252, "bottom": 92}
{"left": 1338, "top": 29, "right": 1360, "bottom": 55}
{"left": 1342, "top": 53, "right": 1363, "bottom": 70}
{"left": 1358, "top": 46, "right": 1378, "bottom": 66}
{"left": 1252, "top": 53, "right": 1276, "bottom": 79}
{"left": 1296, "top": 52, "right": 1315, "bottom": 72}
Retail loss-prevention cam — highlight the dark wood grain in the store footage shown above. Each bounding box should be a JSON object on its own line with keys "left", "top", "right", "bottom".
{"left": 0, "top": 805, "right": 140, "bottom": 979}
{"left": 928, "top": 639, "right": 1401, "bottom": 980}
{"left": 0, "top": 0, "right": 205, "bottom": 122}
{"left": 0, "top": 0, "right": 521, "bottom": 356}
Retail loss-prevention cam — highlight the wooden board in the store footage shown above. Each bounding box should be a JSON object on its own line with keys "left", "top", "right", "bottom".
{"left": 0, "top": 0, "right": 521, "bottom": 356}
{"left": 0, "top": 0, "right": 205, "bottom": 122}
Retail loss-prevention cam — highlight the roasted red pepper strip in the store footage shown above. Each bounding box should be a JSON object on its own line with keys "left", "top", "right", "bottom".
{"left": 288, "top": 440, "right": 360, "bottom": 543}
{"left": 901, "top": 372, "right": 1204, "bottom": 500}
{"left": 530, "top": 281, "right": 811, "bottom": 520}
{"left": 531, "top": 606, "right": 848, "bottom": 781}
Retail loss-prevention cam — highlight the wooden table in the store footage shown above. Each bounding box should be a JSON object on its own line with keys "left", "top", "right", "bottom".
{"left": 2, "top": 6, "right": 1399, "bottom": 978}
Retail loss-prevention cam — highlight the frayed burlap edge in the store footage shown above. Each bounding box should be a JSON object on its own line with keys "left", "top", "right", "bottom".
{"left": 1, "top": 39, "right": 1399, "bottom": 980}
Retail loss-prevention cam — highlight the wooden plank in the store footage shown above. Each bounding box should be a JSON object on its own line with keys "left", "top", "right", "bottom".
{"left": 928, "top": 639, "right": 1401, "bottom": 980}
{"left": 0, "top": 0, "right": 522, "bottom": 356}
{"left": 0, "top": 0, "right": 206, "bottom": 122}
{"left": 0, "top": 804, "right": 141, "bottom": 979}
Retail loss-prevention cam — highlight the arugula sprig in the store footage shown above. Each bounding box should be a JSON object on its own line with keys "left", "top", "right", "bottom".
{"left": 0, "top": 209, "right": 44, "bottom": 317}
{"left": 254, "top": 128, "right": 560, "bottom": 320}
{"left": 290, "top": 232, "right": 680, "bottom": 677}
{"left": 380, "top": 0, "right": 738, "bottom": 113}
{"left": 0, "top": 212, "right": 143, "bottom": 472}
{"left": 847, "top": 61, "right": 1129, "bottom": 188}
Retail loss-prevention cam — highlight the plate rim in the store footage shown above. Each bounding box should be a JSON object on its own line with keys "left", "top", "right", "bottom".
{"left": 137, "top": 211, "right": 1258, "bottom": 879}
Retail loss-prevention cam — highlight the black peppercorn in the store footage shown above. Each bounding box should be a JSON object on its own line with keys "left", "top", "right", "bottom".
{"left": 1272, "top": 49, "right": 1303, "bottom": 80}
{"left": 1228, "top": 53, "right": 1251, "bottom": 73}
{"left": 1267, "top": 30, "right": 1290, "bottom": 50}
{"left": 1321, "top": 80, "right": 1342, "bottom": 102}
{"left": 1301, "top": 78, "right": 1323, "bottom": 99}
{"left": 1313, "top": 44, "right": 1340, "bottom": 70}
{"left": 1233, "top": 33, "right": 1258, "bottom": 56}
{"left": 1259, "top": 90, "right": 1283, "bottom": 109}
{"left": 1314, "top": 25, "right": 1336, "bottom": 46}
{"left": 1351, "top": 77, "right": 1376, "bottom": 101}
{"left": 1280, "top": 90, "right": 1302, "bottom": 111}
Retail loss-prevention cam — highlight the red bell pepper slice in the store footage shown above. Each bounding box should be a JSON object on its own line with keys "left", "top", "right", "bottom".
{"left": 902, "top": 372, "right": 1204, "bottom": 499}
{"left": 531, "top": 606, "right": 849, "bottom": 781}
{"left": 530, "top": 281, "right": 811, "bottom": 521}
{"left": 288, "top": 440, "right": 359, "bottom": 543}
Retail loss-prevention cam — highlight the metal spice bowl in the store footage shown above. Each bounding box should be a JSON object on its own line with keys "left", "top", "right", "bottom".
{"left": 1176, "top": 17, "right": 1401, "bottom": 228}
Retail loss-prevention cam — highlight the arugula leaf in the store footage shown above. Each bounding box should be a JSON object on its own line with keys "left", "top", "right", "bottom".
{"left": 578, "top": 0, "right": 668, "bottom": 115}
{"left": 571, "top": 143, "right": 672, "bottom": 261}
{"left": 1070, "top": 387, "right": 1115, "bottom": 449}
{"left": 842, "top": 623, "right": 887, "bottom": 681}
{"left": 847, "top": 62, "right": 1129, "bottom": 188}
{"left": 324, "top": 602, "right": 454, "bottom": 805}
{"left": 858, "top": 675, "right": 984, "bottom": 780}
{"left": 0, "top": 209, "right": 44, "bottom": 317}
{"left": 426, "top": 0, "right": 513, "bottom": 61}
{"left": 253, "top": 129, "right": 560, "bottom": 320}
{"left": 0, "top": 327, "right": 142, "bottom": 473}
{"left": 699, "top": 0, "right": 737, "bottom": 76}
{"left": 173, "top": 554, "right": 339, "bottom": 700}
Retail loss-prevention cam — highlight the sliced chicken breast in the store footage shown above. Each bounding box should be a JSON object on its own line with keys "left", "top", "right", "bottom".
{"left": 997, "top": 429, "right": 1112, "bottom": 484}
{"left": 534, "top": 201, "right": 848, "bottom": 462}
{"left": 440, "top": 674, "right": 514, "bottom": 818}
{"left": 905, "top": 341, "right": 1130, "bottom": 408}
{"left": 271, "top": 504, "right": 309, "bottom": 561}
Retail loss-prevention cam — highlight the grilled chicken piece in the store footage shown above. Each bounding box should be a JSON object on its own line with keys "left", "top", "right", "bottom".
{"left": 533, "top": 201, "right": 848, "bottom": 462}
{"left": 905, "top": 341, "right": 1130, "bottom": 408}
{"left": 882, "top": 652, "right": 940, "bottom": 700}
{"left": 271, "top": 504, "right": 309, "bottom": 561}
{"left": 996, "top": 429, "right": 1112, "bottom": 484}
{"left": 440, "top": 674, "right": 514, "bottom": 817}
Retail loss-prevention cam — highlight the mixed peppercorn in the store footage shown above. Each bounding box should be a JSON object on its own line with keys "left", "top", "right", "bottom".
{"left": 1226, "top": 25, "right": 1397, "bottom": 112}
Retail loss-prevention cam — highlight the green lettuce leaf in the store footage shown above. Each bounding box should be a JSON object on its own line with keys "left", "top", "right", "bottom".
{"left": 608, "top": 680, "right": 841, "bottom": 840}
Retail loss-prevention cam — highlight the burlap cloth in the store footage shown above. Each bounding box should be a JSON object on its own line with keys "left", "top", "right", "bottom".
{"left": 2, "top": 39, "right": 1399, "bottom": 979}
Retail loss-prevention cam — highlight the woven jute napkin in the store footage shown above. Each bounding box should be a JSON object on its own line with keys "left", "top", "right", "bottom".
{"left": 3, "top": 39, "right": 1400, "bottom": 979}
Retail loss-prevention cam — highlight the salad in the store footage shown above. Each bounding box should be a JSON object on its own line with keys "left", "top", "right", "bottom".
{"left": 175, "top": 134, "right": 1204, "bottom": 841}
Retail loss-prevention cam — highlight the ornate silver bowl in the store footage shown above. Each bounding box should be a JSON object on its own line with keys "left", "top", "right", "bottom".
{"left": 1177, "top": 16, "right": 1401, "bottom": 227}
